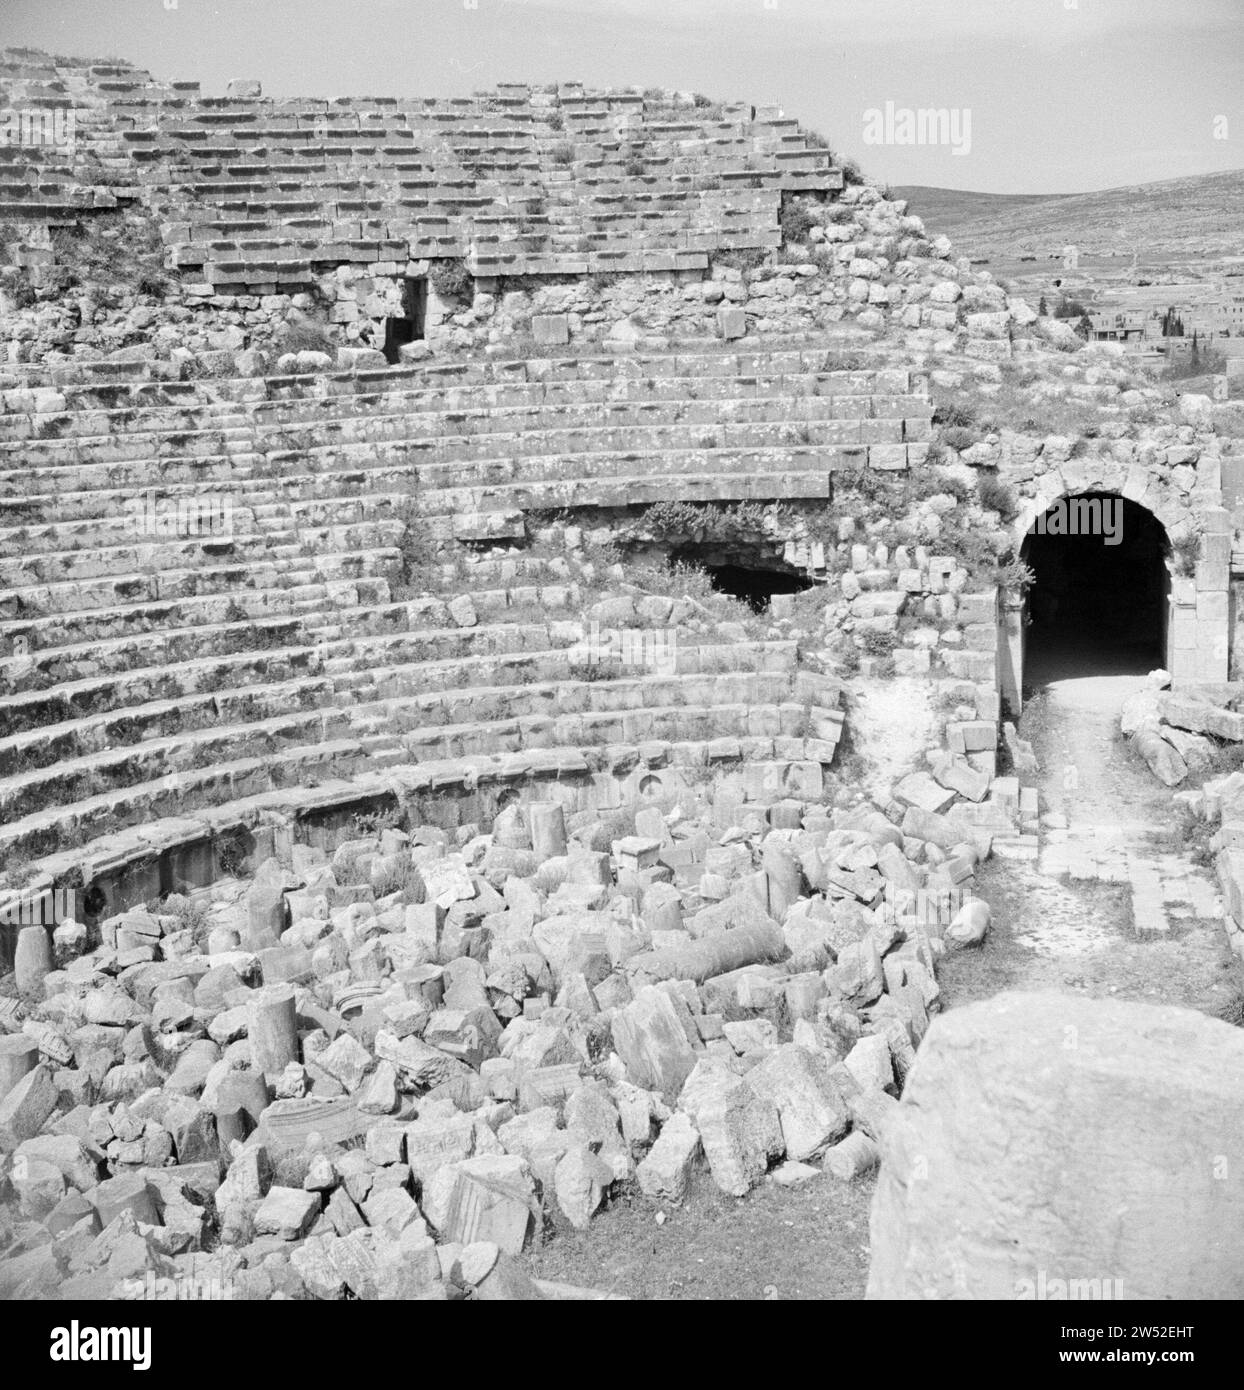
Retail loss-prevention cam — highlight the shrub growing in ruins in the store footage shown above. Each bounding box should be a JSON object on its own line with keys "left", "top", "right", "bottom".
{"left": 429, "top": 257, "right": 474, "bottom": 306}
{"left": 933, "top": 400, "right": 978, "bottom": 429}
{"left": 551, "top": 142, "right": 576, "bottom": 165}
{"left": 637, "top": 499, "right": 783, "bottom": 545}
{"left": 942, "top": 425, "right": 977, "bottom": 452}
{"left": 624, "top": 155, "right": 648, "bottom": 177}
{"left": 858, "top": 628, "right": 898, "bottom": 657}
{"left": 780, "top": 200, "right": 817, "bottom": 245}
{"left": 1171, "top": 531, "right": 1201, "bottom": 577}
{"left": 277, "top": 322, "right": 334, "bottom": 355}
{"left": 712, "top": 247, "right": 767, "bottom": 275}
{"left": 47, "top": 214, "right": 171, "bottom": 304}
{"left": 395, "top": 504, "right": 442, "bottom": 595}
{"left": 976, "top": 475, "right": 1019, "bottom": 522}
{"left": 839, "top": 157, "right": 865, "bottom": 185}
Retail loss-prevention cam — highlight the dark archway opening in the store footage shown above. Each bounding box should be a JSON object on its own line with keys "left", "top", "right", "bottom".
{"left": 382, "top": 277, "right": 427, "bottom": 363}
{"left": 670, "top": 548, "right": 813, "bottom": 613}
{"left": 1021, "top": 492, "right": 1169, "bottom": 686}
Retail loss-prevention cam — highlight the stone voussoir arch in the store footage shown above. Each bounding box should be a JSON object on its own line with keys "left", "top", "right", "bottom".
{"left": 1010, "top": 468, "right": 1197, "bottom": 552}
{"left": 997, "top": 462, "right": 1231, "bottom": 698}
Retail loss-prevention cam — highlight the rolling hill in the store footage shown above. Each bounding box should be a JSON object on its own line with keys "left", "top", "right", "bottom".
{"left": 894, "top": 170, "right": 1244, "bottom": 260}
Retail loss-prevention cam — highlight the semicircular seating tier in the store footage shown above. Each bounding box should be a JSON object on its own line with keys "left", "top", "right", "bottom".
{"left": 0, "top": 342, "right": 932, "bottom": 916}
{"left": 0, "top": 52, "right": 842, "bottom": 286}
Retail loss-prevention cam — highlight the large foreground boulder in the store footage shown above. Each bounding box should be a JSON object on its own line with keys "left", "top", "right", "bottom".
{"left": 867, "top": 991, "right": 1244, "bottom": 1300}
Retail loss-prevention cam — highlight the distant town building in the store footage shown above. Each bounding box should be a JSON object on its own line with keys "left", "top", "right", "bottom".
{"left": 1087, "top": 310, "right": 1146, "bottom": 342}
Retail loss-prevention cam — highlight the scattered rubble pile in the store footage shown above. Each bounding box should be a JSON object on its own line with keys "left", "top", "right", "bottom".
{"left": 1125, "top": 670, "right": 1244, "bottom": 788}
{"left": 0, "top": 771, "right": 1014, "bottom": 1300}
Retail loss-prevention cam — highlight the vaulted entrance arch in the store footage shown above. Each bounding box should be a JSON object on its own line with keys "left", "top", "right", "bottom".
{"left": 1021, "top": 492, "right": 1170, "bottom": 687}
{"left": 998, "top": 492, "right": 1177, "bottom": 712}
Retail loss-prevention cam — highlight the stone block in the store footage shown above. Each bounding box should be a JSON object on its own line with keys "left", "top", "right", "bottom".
{"left": 531, "top": 313, "right": 570, "bottom": 346}
{"left": 611, "top": 986, "right": 698, "bottom": 1103}
{"left": 717, "top": 306, "right": 747, "bottom": 340}
{"left": 432, "top": 1155, "right": 536, "bottom": 1255}
{"left": 677, "top": 1060, "right": 784, "bottom": 1196}
{"left": 636, "top": 1113, "right": 702, "bottom": 1204}
{"left": 0, "top": 1063, "right": 57, "bottom": 1150}
{"left": 867, "top": 991, "right": 1244, "bottom": 1299}
{"left": 254, "top": 1185, "right": 320, "bottom": 1240}
{"left": 744, "top": 1044, "right": 850, "bottom": 1161}
{"left": 0, "top": 1035, "right": 40, "bottom": 1100}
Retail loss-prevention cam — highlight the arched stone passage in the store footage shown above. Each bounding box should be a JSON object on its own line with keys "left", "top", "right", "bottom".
{"left": 1019, "top": 492, "right": 1171, "bottom": 687}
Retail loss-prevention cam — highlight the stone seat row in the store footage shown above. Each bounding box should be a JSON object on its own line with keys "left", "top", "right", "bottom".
{"left": 0, "top": 366, "right": 910, "bottom": 437}
{"left": 0, "top": 442, "right": 925, "bottom": 543}
{"left": 0, "top": 368, "right": 917, "bottom": 449}
{"left": 169, "top": 208, "right": 784, "bottom": 260}
{"left": 0, "top": 666, "right": 833, "bottom": 826}
{"left": 0, "top": 711, "right": 845, "bottom": 861}
{"left": 3, "top": 587, "right": 799, "bottom": 713}
{"left": 0, "top": 737, "right": 830, "bottom": 913}
{"left": 1, "top": 544, "right": 398, "bottom": 621}
{"left": 2, "top": 596, "right": 800, "bottom": 724}
{"left": 0, "top": 401, "right": 930, "bottom": 492}
{"left": 0, "top": 354, "right": 912, "bottom": 431}
{"left": 0, "top": 413, "right": 929, "bottom": 503}
{"left": 0, "top": 403, "right": 929, "bottom": 483}
{"left": 2, "top": 656, "right": 828, "bottom": 811}
{"left": 3, "top": 344, "right": 896, "bottom": 400}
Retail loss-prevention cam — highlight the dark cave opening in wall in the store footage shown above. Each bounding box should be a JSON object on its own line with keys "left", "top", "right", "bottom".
{"left": 669, "top": 546, "right": 814, "bottom": 613}
{"left": 1021, "top": 492, "right": 1169, "bottom": 685}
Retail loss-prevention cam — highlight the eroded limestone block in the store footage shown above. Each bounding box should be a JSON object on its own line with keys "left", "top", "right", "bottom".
{"left": 867, "top": 992, "right": 1244, "bottom": 1300}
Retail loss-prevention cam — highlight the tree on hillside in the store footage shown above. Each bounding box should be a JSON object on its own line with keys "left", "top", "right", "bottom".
{"left": 1161, "top": 307, "right": 1185, "bottom": 338}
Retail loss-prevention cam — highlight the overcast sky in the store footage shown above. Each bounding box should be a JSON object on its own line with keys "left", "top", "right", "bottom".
{"left": 3, "top": 0, "right": 1240, "bottom": 193}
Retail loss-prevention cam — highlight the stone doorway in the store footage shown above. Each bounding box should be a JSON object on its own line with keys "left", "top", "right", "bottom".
{"left": 382, "top": 276, "right": 427, "bottom": 363}
{"left": 1018, "top": 492, "right": 1170, "bottom": 693}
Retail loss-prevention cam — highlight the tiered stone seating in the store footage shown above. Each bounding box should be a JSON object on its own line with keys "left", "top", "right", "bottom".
{"left": 0, "top": 341, "right": 918, "bottom": 909}
{"left": 0, "top": 52, "right": 843, "bottom": 285}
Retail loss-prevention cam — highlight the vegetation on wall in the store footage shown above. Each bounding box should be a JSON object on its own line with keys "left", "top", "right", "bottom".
{"left": 429, "top": 258, "right": 474, "bottom": 306}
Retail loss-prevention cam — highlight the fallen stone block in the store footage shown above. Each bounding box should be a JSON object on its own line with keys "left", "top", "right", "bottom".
{"left": 1133, "top": 729, "right": 1188, "bottom": 787}
{"left": 677, "top": 1060, "right": 784, "bottom": 1197}
{"left": 822, "top": 1130, "right": 880, "bottom": 1180}
{"left": 254, "top": 1185, "right": 320, "bottom": 1240}
{"left": 744, "top": 1044, "right": 850, "bottom": 1160}
{"left": 636, "top": 1112, "right": 701, "bottom": 1204}
{"left": 554, "top": 1144, "right": 614, "bottom": 1228}
{"left": 0, "top": 1035, "right": 40, "bottom": 1100}
{"left": 867, "top": 991, "right": 1244, "bottom": 1299}
{"left": 0, "top": 1063, "right": 58, "bottom": 1150}
{"left": 626, "top": 921, "right": 787, "bottom": 986}
{"left": 426, "top": 1155, "right": 537, "bottom": 1255}
{"left": 611, "top": 987, "right": 698, "bottom": 1103}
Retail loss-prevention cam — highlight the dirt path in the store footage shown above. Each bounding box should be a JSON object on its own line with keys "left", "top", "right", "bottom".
{"left": 940, "top": 672, "right": 1244, "bottom": 1021}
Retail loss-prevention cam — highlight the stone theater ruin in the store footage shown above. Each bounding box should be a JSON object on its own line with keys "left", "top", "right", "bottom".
{"left": 0, "top": 49, "right": 1241, "bottom": 1302}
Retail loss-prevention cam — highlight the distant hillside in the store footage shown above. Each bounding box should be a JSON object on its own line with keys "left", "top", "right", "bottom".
{"left": 895, "top": 170, "right": 1244, "bottom": 259}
